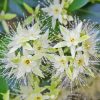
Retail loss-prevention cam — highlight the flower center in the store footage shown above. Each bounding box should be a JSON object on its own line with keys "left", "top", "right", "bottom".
{"left": 24, "top": 59, "right": 31, "bottom": 65}
{"left": 60, "top": 59, "right": 66, "bottom": 65}
{"left": 35, "top": 96, "right": 42, "bottom": 100}
{"left": 37, "top": 46, "right": 42, "bottom": 50}
{"left": 83, "top": 40, "right": 92, "bottom": 50}
{"left": 53, "top": 8, "right": 59, "bottom": 14}
{"left": 70, "top": 37, "right": 75, "bottom": 43}
{"left": 85, "top": 43, "right": 90, "bottom": 49}
{"left": 77, "top": 59, "right": 84, "bottom": 66}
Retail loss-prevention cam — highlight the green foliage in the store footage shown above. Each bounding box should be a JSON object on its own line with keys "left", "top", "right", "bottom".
{"left": 68, "top": 0, "right": 89, "bottom": 12}
{"left": 0, "top": 13, "right": 16, "bottom": 20}
{"left": 75, "top": 3, "right": 100, "bottom": 23}
{"left": 0, "top": 76, "right": 9, "bottom": 100}
{"left": 23, "top": 2, "right": 33, "bottom": 14}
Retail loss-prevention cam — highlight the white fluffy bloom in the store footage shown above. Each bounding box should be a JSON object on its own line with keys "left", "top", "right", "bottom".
{"left": 8, "top": 23, "right": 41, "bottom": 53}
{"left": 54, "top": 22, "right": 88, "bottom": 58}
{"left": 27, "top": 93, "right": 49, "bottom": 100}
{"left": 53, "top": 20, "right": 100, "bottom": 85}
{"left": 52, "top": 55, "right": 68, "bottom": 77}
{"left": 3, "top": 53, "right": 44, "bottom": 84}
{"left": 16, "top": 54, "right": 44, "bottom": 79}
{"left": 33, "top": 30, "right": 50, "bottom": 58}
{"left": 72, "top": 52, "right": 87, "bottom": 80}
{"left": 42, "top": 0, "right": 63, "bottom": 28}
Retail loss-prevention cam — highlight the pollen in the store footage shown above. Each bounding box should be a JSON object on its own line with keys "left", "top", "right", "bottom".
{"left": 60, "top": 59, "right": 66, "bottom": 65}
{"left": 34, "top": 96, "right": 42, "bottom": 100}
{"left": 77, "top": 59, "right": 84, "bottom": 66}
{"left": 37, "top": 46, "right": 42, "bottom": 50}
{"left": 83, "top": 41, "right": 91, "bottom": 49}
{"left": 25, "top": 59, "right": 31, "bottom": 65}
{"left": 54, "top": 8, "right": 59, "bottom": 14}
{"left": 70, "top": 38, "right": 75, "bottom": 43}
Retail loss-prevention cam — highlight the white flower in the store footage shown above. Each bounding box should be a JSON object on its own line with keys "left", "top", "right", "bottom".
{"left": 8, "top": 23, "right": 41, "bottom": 53}
{"left": 42, "top": 0, "right": 64, "bottom": 28}
{"left": 82, "top": 35, "right": 97, "bottom": 55}
{"left": 54, "top": 22, "right": 84, "bottom": 58}
{"left": 52, "top": 55, "right": 68, "bottom": 77}
{"left": 27, "top": 93, "right": 49, "bottom": 100}
{"left": 2, "top": 52, "right": 20, "bottom": 79}
{"left": 3, "top": 53, "right": 44, "bottom": 81}
{"left": 19, "top": 85, "right": 50, "bottom": 100}
{"left": 33, "top": 30, "right": 49, "bottom": 56}
{"left": 72, "top": 52, "right": 95, "bottom": 80}
{"left": 75, "top": 52, "right": 86, "bottom": 67}
{"left": 16, "top": 54, "right": 44, "bottom": 79}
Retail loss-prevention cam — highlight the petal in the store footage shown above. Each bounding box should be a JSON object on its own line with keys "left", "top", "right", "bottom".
{"left": 78, "top": 35, "right": 90, "bottom": 43}
{"left": 23, "top": 43, "right": 33, "bottom": 50}
{"left": 33, "top": 67, "right": 44, "bottom": 78}
{"left": 74, "top": 22, "right": 82, "bottom": 37}
{"left": 17, "top": 23, "right": 23, "bottom": 33}
{"left": 42, "top": 7, "right": 49, "bottom": 13}
{"left": 9, "top": 44, "right": 21, "bottom": 53}
{"left": 54, "top": 0, "right": 59, "bottom": 4}
{"left": 58, "top": 15, "right": 62, "bottom": 23}
{"left": 53, "top": 41, "right": 67, "bottom": 48}
{"left": 32, "top": 54, "right": 43, "bottom": 60}
{"left": 52, "top": 17, "right": 56, "bottom": 29}
{"left": 41, "top": 29, "right": 49, "bottom": 40}
{"left": 60, "top": 25, "right": 70, "bottom": 40}
{"left": 76, "top": 47, "right": 83, "bottom": 51}
{"left": 30, "top": 23, "right": 41, "bottom": 34}
{"left": 67, "top": 15, "right": 73, "bottom": 21}
{"left": 70, "top": 46, "right": 76, "bottom": 58}
{"left": 43, "top": 95, "right": 50, "bottom": 99}
{"left": 84, "top": 54, "right": 89, "bottom": 66}
{"left": 17, "top": 67, "right": 25, "bottom": 79}
{"left": 72, "top": 69, "right": 79, "bottom": 80}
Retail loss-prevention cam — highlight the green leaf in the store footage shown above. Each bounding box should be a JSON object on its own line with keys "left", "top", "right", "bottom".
{"left": 0, "top": 13, "right": 16, "bottom": 20}
{"left": 68, "top": 0, "right": 89, "bottom": 12}
{"left": 23, "top": 16, "right": 33, "bottom": 26}
{"left": 3, "top": 0, "right": 8, "bottom": 12}
{"left": 33, "top": 67, "right": 44, "bottom": 78}
{"left": 2, "top": 21, "right": 9, "bottom": 33}
{"left": 23, "top": 3, "right": 33, "bottom": 14}
{"left": 2, "top": 90, "right": 9, "bottom": 100}
{"left": 53, "top": 41, "right": 67, "bottom": 48}
{"left": 0, "top": 76, "right": 9, "bottom": 100}
{"left": 65, "top": 66, "right": 73, "bottom": 80}
{"left": 4, "top": 13, "right": 16, "bottom": 20}
{"left": 35, "top": 5, "right": 40, "bottom": 15}
{"left": 13, "top": 0, "right": 24, "bottom": 5}
{"left": 0, "top": 76, "right": 8, "bottom": 93}
{"left": 78, "top": 35, "right": 90, "bottom": 42}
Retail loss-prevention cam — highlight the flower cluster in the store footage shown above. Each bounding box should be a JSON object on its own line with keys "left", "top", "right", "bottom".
{"left": 1, "top": 0, "right": 100, "bottom": 100}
